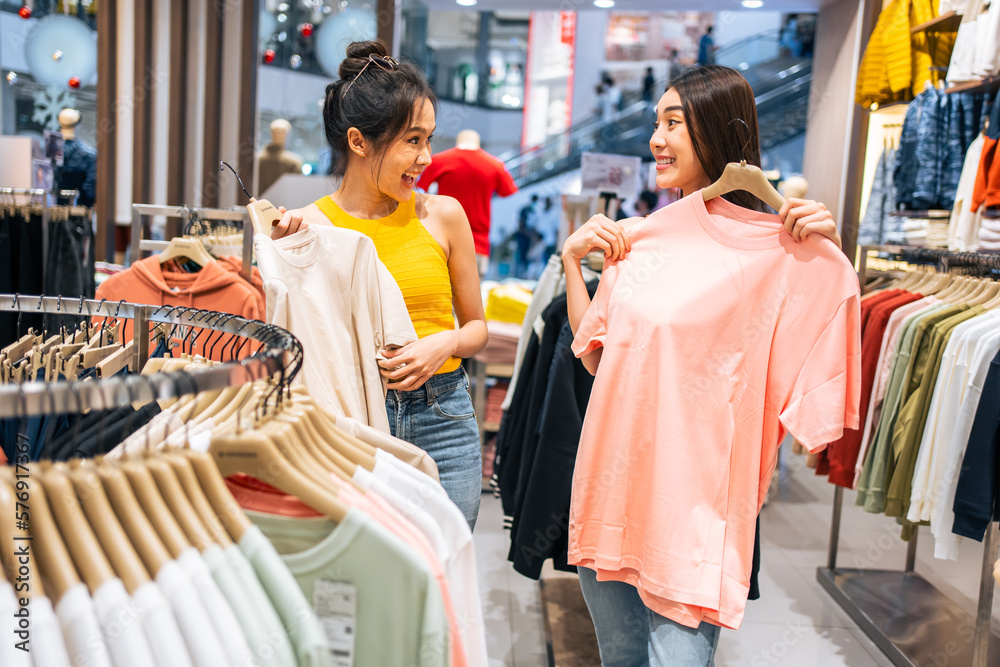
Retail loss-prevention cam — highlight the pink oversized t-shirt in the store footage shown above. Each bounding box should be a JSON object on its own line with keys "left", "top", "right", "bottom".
{"left": 570, "top": 192, "right": 861, "bottom": 630}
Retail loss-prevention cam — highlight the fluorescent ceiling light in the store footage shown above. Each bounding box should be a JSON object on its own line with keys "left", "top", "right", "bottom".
{"left": 741, "top": 0, "right": 764, "bottom": 7}
{"left": 594, "top": 0, "right": 615, "bottom": 7}
{"left": 456, "top": 0, "right": 477, "bottom": 5}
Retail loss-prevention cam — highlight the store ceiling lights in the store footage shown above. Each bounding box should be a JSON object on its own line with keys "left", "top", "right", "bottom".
{"left": 594, "top": 0, "right": 615, "bottom": 7}
{"left": 741, "top": 0, "right": 764, "bottom": 6}
{"left": 456, "top": 0, "right": 477, "bottom": 5}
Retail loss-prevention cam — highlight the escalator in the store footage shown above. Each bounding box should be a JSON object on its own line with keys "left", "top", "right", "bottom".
{"left": 500, "top": 32, "right": 813, "bottom": 189}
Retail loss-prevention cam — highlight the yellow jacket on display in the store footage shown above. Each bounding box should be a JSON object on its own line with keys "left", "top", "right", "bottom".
{"left": 856, "top": 0, "right": 955, "bottom": 108}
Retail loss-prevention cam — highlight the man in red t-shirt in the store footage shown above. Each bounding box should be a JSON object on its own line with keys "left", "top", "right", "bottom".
{"left": 418, "top": 130, "right": 518, "bottom": 276}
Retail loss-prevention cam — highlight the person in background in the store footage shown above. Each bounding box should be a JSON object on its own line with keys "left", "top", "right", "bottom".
{"left": 595, "top": 75, "right": 622, "bottom": 122}
{"left": 635, "top": 190, "right": 660, "bottom": 217}
{"left": 698, "top": 26, "right": 716, "bottom": 66}
{"left": 642, "top": 67, "right": 656, "bottom": 104}
{"left": 667, "top": 49, "right": 683, "bottom": 86}
{"left": 417, "top": 129, "right": 518, "bottom": 278}
{"left": 513, "top": 195, "right": 541, "bottom": 277}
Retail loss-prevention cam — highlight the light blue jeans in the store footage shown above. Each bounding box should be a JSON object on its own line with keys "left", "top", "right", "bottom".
{"left": 578, "top": 567, "right": 721, "bottom": 666}
{"left": 385, "top": 367, "right": 482, "bottom": 531}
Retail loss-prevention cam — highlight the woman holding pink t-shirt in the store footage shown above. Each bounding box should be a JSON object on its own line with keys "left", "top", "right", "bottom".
{"left": 561, "top": 66, "right": 858, "bottom": 665}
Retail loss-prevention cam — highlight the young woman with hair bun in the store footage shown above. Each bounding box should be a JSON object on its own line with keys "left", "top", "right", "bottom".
{"left": 272, "top": 40, "right": 488, "bottom": 531}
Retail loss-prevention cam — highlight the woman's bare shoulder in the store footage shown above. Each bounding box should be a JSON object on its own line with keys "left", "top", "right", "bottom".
{"left": 415, "top": 192, "right": 465, "bottom": 223}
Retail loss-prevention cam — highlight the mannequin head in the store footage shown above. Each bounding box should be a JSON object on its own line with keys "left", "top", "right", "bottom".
{"left": 59, "top": 108, "right": 81, "bottom": 140}
{"left": 456, "top": 129, "right": 480, "bottom": 150}
{"left": 269, "top": 119, "right": 291, "bottom": 147}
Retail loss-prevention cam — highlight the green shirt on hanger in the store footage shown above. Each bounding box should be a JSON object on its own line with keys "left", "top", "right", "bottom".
{"left": 247, "top": 508, "right": 451, "bottom": 667}
{"left": 885, "top": 306, "right": 983, "bottom": 519}
{"left": 239, "top": 525, "right": 332, "bottom": 667}
{"left": 857, "top": 304, "right": 955, "bottom": 512}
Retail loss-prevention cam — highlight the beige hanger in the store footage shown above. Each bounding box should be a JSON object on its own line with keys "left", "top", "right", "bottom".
{"left": 173, "top": 447, "right": 252, "bottom": 542}
{"left": 63, "top": 463, "right": 151, "bottom": 594}
{"left": 160, "top": 451, "right": 233, "bottom": 547}
{"left": 702, "top": 154, "right": 785, "bottom": 212}
{"left": 289, "top": 392, "right": 378, "bottom": 469}
{"left": 158, "top": 236, "right": 216, "bottom": 268}
{"left": 0, "top": 471, "right": 73, "bottom": 602}
{"left": 143, "top": 455, "right": 215, "bottom": 551}
{"left": 210, "top": 430, "right": 349, "bottom": 523}
{"left": 90, "top": 459, "right": 172, "bottom": 578}
{"left": 105, "top": 459, "right": 189, "bottom": 563}
{"left": 275, "top": 409, "right": 356, "bottom": 483}
{"left": 35, "top": 464, "right": 115, "bottom": 594}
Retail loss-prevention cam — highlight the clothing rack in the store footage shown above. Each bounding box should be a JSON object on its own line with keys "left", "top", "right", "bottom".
{"left": 818, "top": 244, "right": 1000, "bottom": 667}
{"left": 0, "top": 188, "right": 84, "bottom": 282}
{"left": 0, "top": 293, "right": 301, "bottom": 419}
{"left": 130, "top": 204, "right": 253, "bottom": 282}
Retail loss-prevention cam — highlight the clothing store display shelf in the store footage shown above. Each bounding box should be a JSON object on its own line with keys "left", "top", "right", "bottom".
{"left": 818, "top": 245, "right": 1000, "bottom": 667}
{"left": 910, "top": 11, "right": 962, "bottom": 34}
{"left": 945, "top": 75, "right": 1000, "bottom": 95}
{"left": 0, "top": 294, "right": 300, "bottom": 419}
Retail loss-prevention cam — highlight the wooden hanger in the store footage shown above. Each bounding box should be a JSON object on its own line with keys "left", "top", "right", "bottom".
{"left": 158, "top": 236, "right": 216, "bottom": 269}
{"left": 113, "top": 459, "right": 192, "bottom": 560}
{"left": 210, "top": 430, "right": 349, "bottom": 524}
{"left": 173, "top": 447, "right": 252, "bottom": 543}
{"left": 160, "top": 451, "right": 233, "bottom": 546}
{"left": 0, "top": 471, "right": 73, "bottom": 603}
{"left": 90, "top": 459, "right": 173, "bottom": 578}
{"left": 701, "top": 119, "right": 785, "bottom": 212}
{"left": 34, "top": 464, "right": 114, "bottom": 594}
{"left": 63, "top": 462, "right": 151, "bottom": 594}
{"left": 143, "top": 454, "right": 215, "bottom": 551}
{"left": 289, "top": 392, "right": 378, "bottom": 469}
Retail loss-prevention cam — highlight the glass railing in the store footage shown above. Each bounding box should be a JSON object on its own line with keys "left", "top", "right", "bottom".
{"left": 714, "top": 30, "right": 782, "bottom": 74}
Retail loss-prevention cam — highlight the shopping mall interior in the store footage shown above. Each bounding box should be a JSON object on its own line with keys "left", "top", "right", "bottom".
{"left": 0, "top": 0, "right": 999, "bottom": 665}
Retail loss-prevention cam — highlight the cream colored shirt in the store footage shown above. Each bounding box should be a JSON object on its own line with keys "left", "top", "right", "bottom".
{"left": 255, "top": 226, "right": 417, "bottom": 432}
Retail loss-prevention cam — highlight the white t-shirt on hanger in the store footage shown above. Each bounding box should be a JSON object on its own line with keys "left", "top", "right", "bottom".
{"left": 369, "top": 450, "right": 489, "bottom": 667}
{"left": 92, "top": 578, "right": 156, "bottom": 667}
{"left": 56, "top": 583, "right": 113, "bottom": 667}
{"left": 29, "top": 594, "right": 70, "bottom": 667}
{"left": 176, "top": 547, "right": 258, "bottom": 667}
{"left": 0, "top": 583, "right": 33, "bottom": 667}
{"left": 155, "top": 559, "right": 230, "bottom": 667}
{"left": 132, "top": 580, "right": 194, "bottom": 667}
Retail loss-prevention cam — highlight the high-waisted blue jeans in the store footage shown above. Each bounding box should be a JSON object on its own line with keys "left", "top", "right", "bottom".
{"left": 578, "top": 567, "right": 721, "bottom": 666}
{"left": 385, "top": 367, "right": 482, "bottom": 531}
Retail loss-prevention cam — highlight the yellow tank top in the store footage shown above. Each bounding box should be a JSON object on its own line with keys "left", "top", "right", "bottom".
{"left": 314, "top": 193, "right": 461, "bottom": 375}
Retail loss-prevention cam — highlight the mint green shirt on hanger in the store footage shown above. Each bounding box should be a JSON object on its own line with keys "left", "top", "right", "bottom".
{"left": 247, "top": 508, "right": 451, "bottom": 667}
{"left": 239, "top": 525, "right": 332, "bottom": 667}
{"left": 856, "top": 304, "right": 949, "bottom": 510}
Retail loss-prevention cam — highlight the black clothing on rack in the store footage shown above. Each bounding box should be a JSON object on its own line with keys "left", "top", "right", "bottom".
{"left": 952, "top": 348, "right": 1000, "bottom": 541}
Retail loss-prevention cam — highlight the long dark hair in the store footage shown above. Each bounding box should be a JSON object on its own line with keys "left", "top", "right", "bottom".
{"left": 323, "top": 40, "right": 437, "bottom": 178}
{"left": 668, "top": 65, "right": 768, "bottom": 212}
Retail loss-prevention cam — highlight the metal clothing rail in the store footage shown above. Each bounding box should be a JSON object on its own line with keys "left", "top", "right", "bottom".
{"left": 0, "top": 294, "right": 301, "bottom": 419}
{"left": 130, "top": 204, "right": 253, "bottom": 282}
{"left": 818, "top": 244, "right": 1000, "bottom": 667}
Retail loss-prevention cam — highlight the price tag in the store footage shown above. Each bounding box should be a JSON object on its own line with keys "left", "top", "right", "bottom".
{"left": 313, "top": 579, "right": 357, "bottom": 667}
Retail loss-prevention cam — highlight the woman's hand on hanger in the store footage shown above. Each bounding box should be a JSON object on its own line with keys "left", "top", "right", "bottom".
{"left": 271, "top": 206, "right": 307, "bottom": 240}
{"left": 778, "top": 198, "right": 841, "bottom": 248}
{"left": 562, "top": 214, "right": 632, "bottom": 263}
{"left": 377, "top": 331, "right": 459, "bottom": 391}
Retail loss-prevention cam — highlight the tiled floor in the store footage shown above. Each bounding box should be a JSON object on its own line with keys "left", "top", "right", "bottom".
{"left": 475, "top": 444, "right": 1000, "bottom": 666}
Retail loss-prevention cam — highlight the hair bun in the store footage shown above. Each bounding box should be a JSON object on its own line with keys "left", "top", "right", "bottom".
{"left": 339, "top": 41, "right": 389, "bottom": 79}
